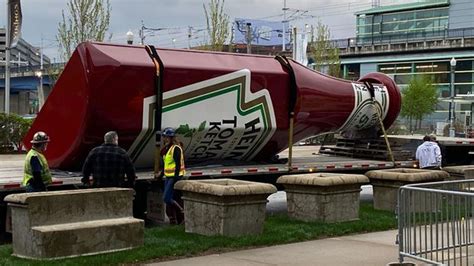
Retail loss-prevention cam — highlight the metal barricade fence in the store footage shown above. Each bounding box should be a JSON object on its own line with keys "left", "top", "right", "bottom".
{"left": 398, "top": 180, "right": 474, "bottom": 265}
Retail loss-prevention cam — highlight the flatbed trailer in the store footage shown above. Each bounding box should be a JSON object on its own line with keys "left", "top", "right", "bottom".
{"left": 0, "top": 146, "right": 415, "bottom": 192}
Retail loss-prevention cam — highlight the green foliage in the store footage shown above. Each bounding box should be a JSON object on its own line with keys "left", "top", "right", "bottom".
{"left": 45, "top": 63, "right": 65, "bottom": 89}
{"left": 0, "top": 203, "right": 396, "bottom": 265}
{"left": 400, "top": 75, "right": 439, "bottom": 131}
{"left": 203, "top": 0, "right": 230, "bottom": 51}
{"left": 309, "top": 21, "right": 341, "bottom": 78}
{"left": 443, "top": 120, "right": 464, "bottom": 136}
{"left": 57, "top": 0, "right": 111, "bottom": 61}
{"left": 0, "top": 113, "right": 33, "bottom": 153}
{"left": 175, "top": 121, "right": 206, "bottom": 138}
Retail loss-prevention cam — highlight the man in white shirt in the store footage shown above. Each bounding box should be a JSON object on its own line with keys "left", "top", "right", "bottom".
{"left": 416, "top": 135, "right": 442, "bottom": 169}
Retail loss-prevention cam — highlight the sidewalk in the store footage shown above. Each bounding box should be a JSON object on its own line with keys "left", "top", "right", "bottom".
{"left": 150, "top": 229, "right": 407, "bottom": 266}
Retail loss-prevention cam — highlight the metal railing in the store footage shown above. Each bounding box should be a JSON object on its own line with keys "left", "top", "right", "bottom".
{"left": 398, "top": 180, "right": 474, "bottom": 265}
{"left": 0, "top": 62, "right": 65, "bottom": 78}
{"left": 332, "top": 27, "right": 474, "bottom": 56}
{"left": 332, "top": 27, "right": 474, "bottom": 48}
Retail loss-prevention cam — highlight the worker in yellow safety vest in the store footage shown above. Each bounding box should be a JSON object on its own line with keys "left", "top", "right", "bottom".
{"left": 160, "top": 127, "right": 186, "bottom": 225}
{"left": 23, "top": 131, "right": 52, "bottom": 192}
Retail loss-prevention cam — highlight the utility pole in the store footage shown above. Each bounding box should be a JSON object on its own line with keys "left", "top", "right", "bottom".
{"left": 37, "top": 36, "right": 44, "bottom": 110}
{"left": 292, "top": 27, "right": 297, "bottom": 60}
{"left": 246, "top": 23, "right": 252, "bottom": 54}
{"left": 282, "top": 0, "right": 288, "bottom": 52}
{"left": 139, "top": 21, "right": 145, "bottom": 45}
{"left": 187, "top": 26, "right": 192, "bottom": 49}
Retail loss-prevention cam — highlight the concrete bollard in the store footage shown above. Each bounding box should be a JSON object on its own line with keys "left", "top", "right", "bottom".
{"left": 277, "top": 173, "right": 369, "bottom": 223}
{"left": 175, "top": 179, "right": 276, "bottom": 237}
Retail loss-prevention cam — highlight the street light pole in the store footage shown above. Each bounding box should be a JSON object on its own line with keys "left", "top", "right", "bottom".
{"left": 35, "top": 70, "right": 43, "bottom": 111}
{"left": 282, "top": 0, "right": 287, "bottom": 52}
{"left": 449, "top": 57, "right": 456, "bottom": 137}
{"left": 246, "top": 23, "right": 252, "bottom": 54}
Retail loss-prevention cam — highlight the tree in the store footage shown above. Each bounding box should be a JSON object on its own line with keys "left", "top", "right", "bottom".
{"left": 309, "top": 21, "right": 341, "bottom": 78}
{"left": 203, "top": 0, "right": 230, "bottom": 51}
{"left": 0, "top": 113, "right": 32, "bottom": 152}
{"left": 57, "top": 0, "right": 111, "bottom": 61}
{"left": 400, "top": 75, "right": 439, "bottom": 131}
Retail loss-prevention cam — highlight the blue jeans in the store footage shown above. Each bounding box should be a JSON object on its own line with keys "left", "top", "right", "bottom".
{"left": 26, "top": 184, "right": 46, "bottom": 192}
{"left": 163, "top": 176, "right": 182, "bottom": 204}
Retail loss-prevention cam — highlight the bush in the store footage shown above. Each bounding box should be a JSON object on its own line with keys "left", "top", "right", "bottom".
{"left": 387, "top": 120, "right": 410, "bottom": 135}
{"left": 0, "top": 113, "right": 33, "bottom": 153}
{"left": 443, "top": 121, "right": 464, "bottom": 137}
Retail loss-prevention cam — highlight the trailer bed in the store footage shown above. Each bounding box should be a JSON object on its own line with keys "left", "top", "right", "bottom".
{"left": 0, "top": 146, "right": 415, "bottom": 191}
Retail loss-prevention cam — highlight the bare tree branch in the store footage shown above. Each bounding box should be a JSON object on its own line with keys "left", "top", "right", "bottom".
{"left": 57, "top": 0, "right": 111, "bottom": 62}
{"left": 309, "top": 21, "right": 341, "bottom": 78}
{"left": 203, "top": 0, "right": 229, "bottom": 51}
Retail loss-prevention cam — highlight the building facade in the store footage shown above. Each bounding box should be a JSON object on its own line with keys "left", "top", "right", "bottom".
{"left": 0, "top": 28, "right": 51, "bottom": 115}
{"left": 337, "top": 0, "right": 474, "bottom": 130}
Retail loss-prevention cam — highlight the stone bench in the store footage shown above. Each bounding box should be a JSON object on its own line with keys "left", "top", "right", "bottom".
{"left": 175, "top": 179, "right": 277, "bottom": 237}
{"left": 365, "top": 168, "right": 449, "bottom": 212}
{"left": 4, "top": 188, "right": 144, "bottom": 259}
{"left": 277, "top": 173, "right": 369, "bottom": 223}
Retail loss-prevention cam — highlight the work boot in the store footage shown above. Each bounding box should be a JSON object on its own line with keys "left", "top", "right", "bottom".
{"left": 165, "top": 204, "right": 177, "bottom": 225}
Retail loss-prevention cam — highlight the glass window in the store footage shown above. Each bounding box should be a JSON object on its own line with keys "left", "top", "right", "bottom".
{"left": 395, "top": 74, "right": 412, "bottom": 84}
{"left": 345, "top": 64, "right": 360, "bottom": 80}
{"left": 456, "top": 85, "right": 472, "bottom": 95}
{"left": 416, "top": 10, "right": 433, "bottom": 19}
{"left": 434, "top": 72, "right": 449, "bottom": 83}
{"left": 365, "top": 25, "right": 373, "bottom": 33}
{"left": 416, "top": 20, "right": 433, "bottom": 29}
{"left": 433, "top": 62, "right": 448, "bottom": 72}
{"left": 379, "top": 64, "right": 396, "bottom": 74}
{"left": 373, "top": 15, "right": 382, "bottom": 23}
{"left": 383, "top": 14, "right": 398, "bottom": 23}
{"left": 395, "top": 63, "right": 412, "bottom": 73}
{"left": 433, "top": 8, "right": 448, "bottom": 18}
{"left": 373, "top": 24, "right": 380, "bottom": 33}
{"left": 456, "top": 60, "right": 473, "bottom": 71}
{"left": 415, "top": 62, "right": 433, "bottom": 72}
{"left": 382, "top": 22, "right": 396, "bottom": 32}
{"left": 438, "top": 85, "right": 450, "bottom": 98}
{"left": 398, "top": 12, "right": 415, "bottom": 21}
{"left": 456, "top": 73, "right": 473, "bottom": 83}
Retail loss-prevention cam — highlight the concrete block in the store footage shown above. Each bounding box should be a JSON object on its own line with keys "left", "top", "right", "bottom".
{"left": 277, "top": 173, "right": 369, "bottom": 223}
{"left": 366, "top": 168, "right": 449, "bottom": 212}
{"left": 5, "top": 188, "right": 144, "bottom": 259}
{"left": 175, "top": 179, "right": 277, "bottom": 237}
{"left": 147, "top": 190, "right": 166, "bottom": 224}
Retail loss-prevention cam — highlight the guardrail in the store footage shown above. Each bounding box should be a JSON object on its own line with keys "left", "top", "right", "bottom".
{"left": 332, "top": 27, "right": 474, "bottom": 49}
{"left": 398, "top": 179, "right": 474, "bottom": 265}
{"left": 0, "top": 63, "right": 65, "bottom": 78}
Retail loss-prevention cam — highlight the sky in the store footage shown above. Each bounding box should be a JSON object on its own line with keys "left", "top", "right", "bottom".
{"left": 1, "top": 0, "right": 415, "bottom": 61}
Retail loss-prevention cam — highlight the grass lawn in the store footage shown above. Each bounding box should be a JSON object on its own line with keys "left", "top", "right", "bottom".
{"left": 0, "top": 203, "right": 397, "bottom": 265}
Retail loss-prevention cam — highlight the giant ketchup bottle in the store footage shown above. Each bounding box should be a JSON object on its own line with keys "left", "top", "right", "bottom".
{"left": 25, "top": 42, "right": 401, "bottom": 169}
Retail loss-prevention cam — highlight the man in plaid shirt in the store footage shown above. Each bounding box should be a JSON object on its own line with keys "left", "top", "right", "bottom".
{"left": 82, "top": 131, "right": 136, "bottom": 188}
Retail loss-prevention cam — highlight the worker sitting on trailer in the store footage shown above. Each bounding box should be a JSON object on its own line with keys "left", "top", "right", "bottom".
{"left": 415, "top": 135, "right": 442, "bottom": 170}
{"left": 22, "top": 131, "right": 53, "bottom": 192}
{"left": 159, "top": 127, "right": 185, "bottom": 225}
